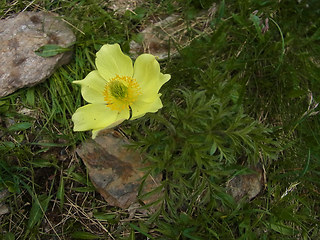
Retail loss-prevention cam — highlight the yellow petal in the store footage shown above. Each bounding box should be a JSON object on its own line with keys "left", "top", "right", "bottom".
{"left": 73, "top": 70, "right": 106, "bottom": 104}
{"left": 96, "top": 44, "right": 133, "bottom": 81}
{"left": 130, "top": 95, "right": 163, "bottom": 119}
{"left": 72, "top": 104, "right": 129, "bottom": 132}
{"left": 92, "top": 128, "right": 105, "bottom": 139}
{"left": 133, "top": 54, "right": 170, "bottom": 102}
{"left": 91, "top": 117, "right": 128, "bottom": 139}
{"left": 159, "top": 73, "right": 171, "bottom": 88}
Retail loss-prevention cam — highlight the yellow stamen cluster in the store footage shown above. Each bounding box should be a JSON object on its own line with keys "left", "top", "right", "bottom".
{"left": 103, "top": 75, "right": 141, "bottom": 111}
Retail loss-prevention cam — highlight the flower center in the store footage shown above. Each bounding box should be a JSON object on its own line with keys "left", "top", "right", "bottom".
{"left": 103, "top": 75, "right": 141, "bottom": 111}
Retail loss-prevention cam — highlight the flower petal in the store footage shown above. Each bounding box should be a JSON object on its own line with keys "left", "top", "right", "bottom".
{"left": 159, "top": 73, "right": 171, "bottom": 88}
{"left": 73, "top": 70, "right": 106, "bottom": 104}
{"left": 91, "top": 128, "right": 106, "bottom": 139}
{"left": 96, "top": 44, "right": 133, "bottom": 81}
{"left": 72, "top": 104, "right": 129, "bottom": 132}
{"left": 130, "top": 95, "right": 163, "bottom": 119}
{"left": 91, "top": 115, "right": 129, "bottom": 139}
{"left": 133, "top": 54, "right": 170, "bottom": 102}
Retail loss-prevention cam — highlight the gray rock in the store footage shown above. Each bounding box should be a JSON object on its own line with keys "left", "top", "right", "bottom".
{"left": 108, "top": 0, "right": 142, "bottom": 15}
{"left": 226, "top": 165, "right": 266, "bottom": 202}
{"left": 130, "top": 9, "right": 214, "bottom": 60}
{"left": 0, "top": 204, "right": 9, "bottom": 216}
{"left": 0, "top": 189, "right": 9, "bottom": 216}
{"left": 0, "top": 11, "right": 76, "bottom": 98}
{"left": 130, "top": 15, "right": 183, "bottom": 60}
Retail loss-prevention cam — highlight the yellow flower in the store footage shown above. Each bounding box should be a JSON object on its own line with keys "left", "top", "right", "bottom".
{"left": 72, "top": 44, "right": 170, "bottom": 138}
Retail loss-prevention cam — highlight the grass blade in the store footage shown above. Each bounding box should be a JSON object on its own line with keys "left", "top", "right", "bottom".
{"left": 27, "top": 194, "right": 52, "bottom": 230}
{"left": 35, "top": 44, "right": 72, "bottom": 57}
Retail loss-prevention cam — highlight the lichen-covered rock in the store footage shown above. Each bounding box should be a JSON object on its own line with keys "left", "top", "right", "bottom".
{"left": 130, "top": 9, "right": 215, "bottom": 60}
{"left": 108, "top": 0, "right": 142, "bottom": 15}
{"left": 0, "top": 11, "right": 76, "bottom": 98}
{"left": 226, "top": 165, "right": 265, "bottom": 201}
{"left": 130, "top": 15, "right": 183, "bottom": 60}
{"left": 76, "top": 130, "right": 162, "bottom": 209}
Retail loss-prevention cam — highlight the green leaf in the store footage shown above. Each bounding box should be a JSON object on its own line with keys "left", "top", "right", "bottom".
{"left": 35, "top": 44, "right": 71, "bottom": 57}
{"left": 217, "top": 0, "right": 225, "bottom": 23}
{"left": 70, "top": 172, "right": 88, "bottom": 185}
{"left": 4, "top": 232, "right": 15, "bottom": 240}
{"left": 131, "top": 33, "right": 144, "bottom": 44}
{"left": 27, "top": 194, "right": 52, "bottom": 229}
{"left": 5, "top": 181, "right": 20, "bottom": 193}
{"left": 209, "top": 142, "right": 217, "bottom": 155}
{"left": 0, "top": 100, "right": 9, "bottom": 113}
{"left": 249, "top": 13, "right": 263, "bottom": 40}
{"left": 138, "top": 183, "right": 163, "bottom": 201}
{"left": 288, "top": 89, "right": 305, "bottom": 99}
{"left": 130, "top": 7, "right": 146, "bottom": 21}
{"left": 310, "top": 28, "right": 320, "bottom": 41}
{"left": 0, "top": 100, "right": 7, "bottom": 107}
{"left": 72, "top": 186, "right": 95, "bottom": 192}
{"left": 71, "top": 231, "right": 101, "bottom": 239}
{"left": 269, "top": 222, "right": 298, "bottom": 236}
{"left": 182, "top": 227, "right": 203, "bottom": 240}
{"left": 8, "top": 122, "right": 32, "bottom": 132}
{"left": 128, "top": 229, "right": 135, "bottom": 240}
{"left": 94, "top": 212, "right": 117, "bottom": 222}
{"left": 0, "top": 141, "right": 15, "bottom": 149}
{"left": 26, "top": 88, "right": 35, "bottom": 106}
{"left": 129, "top": 223, "right": 154, "bottom": 239}
{"left": 30, "top": 141, "right": 67, "bottom": 147}
{"left": 29, "top": 159, "right": 57, "bottom": 168}
{"left": 57, "top": 176, "right": 65, "bottom": 209}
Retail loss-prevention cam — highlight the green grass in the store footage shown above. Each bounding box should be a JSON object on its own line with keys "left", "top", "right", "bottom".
{"left": 1, "top": 0, "right": 320, "bottom": 239}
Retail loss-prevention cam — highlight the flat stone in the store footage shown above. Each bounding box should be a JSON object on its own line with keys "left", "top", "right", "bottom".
{"left": 226, "top": 165, "right": 265, "bottom": 201}
{"left": 0, "top": 11, "right": 76, "bottom": 98}
{"left": 130, "top": 14, "right": 183, "bottom": 60}
{"left": 0, "top": 189, "right": 9, "bottom": 216}
{"left": 108, "top": 0, "right": 143, "bottom": 15}
{"left": 0, "top": 204, "right": 9, "bottom": 216}
{"left": 130, "top": 10, "right": 214, "bottom": 60}
{"left": 76, "top": 130, "right": 162, "bottom": 209}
